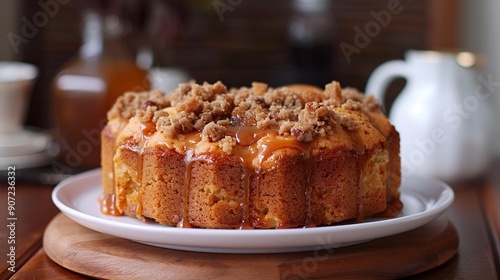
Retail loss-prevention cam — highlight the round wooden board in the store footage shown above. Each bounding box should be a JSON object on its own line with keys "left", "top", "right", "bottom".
{"left": 44, "top": 213, "right": 458, "bottom": 279}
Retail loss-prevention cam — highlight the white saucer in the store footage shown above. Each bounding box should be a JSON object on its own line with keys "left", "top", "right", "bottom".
{"left": 0, "top": 149, "right": 56, "bottom": 170}
{"left": 0, "top": 128, "right": 58, "bottom": 170}
{"left": 0, "top": 129, "right": 52, "bottom": 157}
{"left": 52, "top": 169, "right": 455, "bottom": 253}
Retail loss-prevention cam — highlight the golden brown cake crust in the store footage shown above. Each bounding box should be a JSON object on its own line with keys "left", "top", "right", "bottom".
{"left": 101, "top": 81, "right": 402, "bottom": 229}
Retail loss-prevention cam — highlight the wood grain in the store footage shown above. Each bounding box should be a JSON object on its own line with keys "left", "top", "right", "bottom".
{"left": 43, "top": 213, "right": 458, "bottom": 279}
{"left": 0, "top": 182, "right": 60, "bottom": 280}
{"left": 10, "top": 248, "right": 88, "bottom": 280}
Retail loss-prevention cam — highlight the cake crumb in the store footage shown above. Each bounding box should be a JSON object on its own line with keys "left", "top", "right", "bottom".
{"left": 218, "top": 135, "right": 237, "bottom": 154}
{"left": 201, "top": 122, "right": 228, "bottom": 142}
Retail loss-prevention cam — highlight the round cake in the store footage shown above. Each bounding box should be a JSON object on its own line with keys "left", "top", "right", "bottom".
{"left": 100, "top": 81, "right": 402, "bottom": 229}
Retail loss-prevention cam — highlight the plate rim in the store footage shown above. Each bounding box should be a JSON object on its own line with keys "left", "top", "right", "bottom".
{"left": 51, "top": 168, "right": 454, "bottom": 253}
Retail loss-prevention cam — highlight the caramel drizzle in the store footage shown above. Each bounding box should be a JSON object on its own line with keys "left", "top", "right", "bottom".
{"left": 346, "top": 129, "right": 366, "bottom": 222}
{"left": 257, "top": 135, "right": 314, "bottom": 228}
{"left": 178, "top": 132, "right": 207, "bottom": 228}
{"left": 135, "top": 121, "right": 156, "bottom": 219}
{"left": 374, "top": 197, "right": 403, "bottom": 218}
{"left": 239, "top": 165, "right": 254, "bottom": 229}
{"left": 100, "top": 121, "right": 127, "bottom": 216}
{"left": 227, "top": 126, "right": 264, "bottom": 229}
{"left": 180, "top": 151, "right": 192, "bottom": 228}
{"left": 228, "top": 126, "right": 315, "bottom": 228}
{"left": 374, "top": 134, "right": 403, "bottom": 219}
{"left": 99, "top": 193, "right": 120, "bottom": 216}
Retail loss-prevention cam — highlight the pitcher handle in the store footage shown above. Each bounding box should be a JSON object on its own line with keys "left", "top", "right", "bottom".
{"left": 365, "top": 60, "right": 409, "bottom": 110}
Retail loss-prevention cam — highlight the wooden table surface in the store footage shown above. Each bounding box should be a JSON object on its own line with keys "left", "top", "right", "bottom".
{"left": 1, "top": 162, "right": 500, "bottom": 279}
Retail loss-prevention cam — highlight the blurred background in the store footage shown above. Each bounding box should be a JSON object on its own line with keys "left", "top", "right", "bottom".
{"left": 0, "top": 0, "right": 462, "bottom": 128}
{"left": 0, "top": 0, "right": 499, "bottom": 174}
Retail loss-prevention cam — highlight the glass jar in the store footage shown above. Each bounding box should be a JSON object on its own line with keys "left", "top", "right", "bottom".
{"left": 52, "top": 9, "right": 149, "bottom": 170}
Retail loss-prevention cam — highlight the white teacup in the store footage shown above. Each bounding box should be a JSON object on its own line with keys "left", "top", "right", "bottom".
{"left": 0, "top": 61, "right": 38, "bottom": 136}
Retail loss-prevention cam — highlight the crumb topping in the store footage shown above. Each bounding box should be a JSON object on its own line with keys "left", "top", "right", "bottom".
{"left": 108, "top": 81, "right": 386, "bottom": 149}
{"left": 342, "top": 87, "right": 382, "bottom": 113}
{"left": 107, "top": 90, "right": 170, "bottom": 120}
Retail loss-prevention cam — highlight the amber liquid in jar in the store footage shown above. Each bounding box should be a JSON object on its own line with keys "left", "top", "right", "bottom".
{"left": 53, "top": 10, "right": 149, "bottom": 170}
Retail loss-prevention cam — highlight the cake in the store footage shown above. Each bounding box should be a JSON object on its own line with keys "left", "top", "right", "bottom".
{"left": 100, "top": 81, "right": 402, "bottom": 229}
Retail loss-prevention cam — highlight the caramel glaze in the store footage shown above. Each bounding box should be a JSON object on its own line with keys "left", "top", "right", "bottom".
{"left": 346, "top": 130, "right": 366, "bottom": 223}
{"left": 99, "top": 193, "right": 120, "bottom": 216}
{"left": 135, "top": 121, "right": 156, "bottom": 219}
{"left": 102, "top": 121, "right": 402, "bottom": 228}
{"left": 179, "top": 133, "right": 212, "bottom": 228}
{"left": 374, "top": 133, "right": 403, "bottom": 218}
{"left": 227, "top": 126, "right": 263, "bottom": 229}
{"left": 374, "top": 197, "right": 404, "bottom": 218}
{"left": 230, "top": 126, "right": 312, "bottom": 229}
{"left": 99, "top": 121, "right": 127, "bottom": 217}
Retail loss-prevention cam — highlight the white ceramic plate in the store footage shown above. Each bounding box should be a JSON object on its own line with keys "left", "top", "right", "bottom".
{"left": 52, "top": 169, "right": 454, "bottom": 253}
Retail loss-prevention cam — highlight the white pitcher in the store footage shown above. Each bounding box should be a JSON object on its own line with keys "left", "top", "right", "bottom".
{"left": 365, "top": 50, "right": 493, "bottom": 182}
